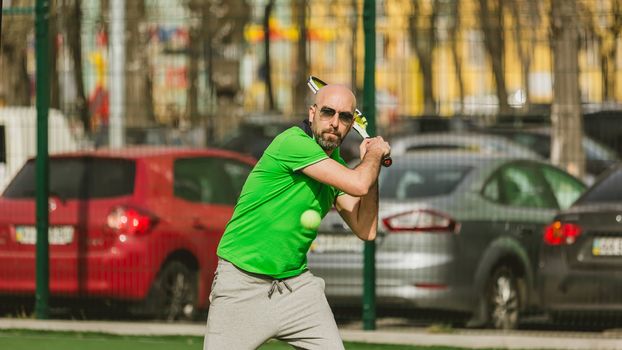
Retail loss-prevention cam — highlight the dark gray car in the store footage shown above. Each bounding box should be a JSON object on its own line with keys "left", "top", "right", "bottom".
{"left": 308, "top": 151, "right": 586, "bottom": 329}
{"left": 538, "top": 164, "right": 622, "bottom": 323}
{"left": 481, "top": 127, "right": 619, "bottom": 185}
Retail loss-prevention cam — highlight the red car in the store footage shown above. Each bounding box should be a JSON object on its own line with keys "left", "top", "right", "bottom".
{"left": 0, "top": 147, "right": 255, "bottom": 320}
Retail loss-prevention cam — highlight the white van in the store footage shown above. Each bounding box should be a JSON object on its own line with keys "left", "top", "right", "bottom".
{"left": 0, "top": 107, "right": 80, "bottom": 191}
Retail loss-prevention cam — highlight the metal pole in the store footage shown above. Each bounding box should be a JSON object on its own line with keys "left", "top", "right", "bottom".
{"left": 109, "top": 0, "right": 125, "bottom": 148}
{"left": 362, "top": 0, "right": 376, "bottom": 331}
{"left": 34, "top": 0, "right": 50, "bottom": 320}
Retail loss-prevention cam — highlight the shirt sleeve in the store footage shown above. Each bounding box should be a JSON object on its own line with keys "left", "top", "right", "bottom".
{"left": 271, "top": 130, "right": 328, "bottom": 172}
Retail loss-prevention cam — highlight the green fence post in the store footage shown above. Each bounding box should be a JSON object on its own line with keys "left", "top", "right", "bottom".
{"left": 362, "top": 0, "right": 376, "bottom": 331}
{"left": 34, "top": 0, "right": 50, "bottom": 320}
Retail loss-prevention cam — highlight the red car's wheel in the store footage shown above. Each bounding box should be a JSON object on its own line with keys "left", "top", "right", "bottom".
{"left": 145, "top": 261, "right": 198, "bottom": 322}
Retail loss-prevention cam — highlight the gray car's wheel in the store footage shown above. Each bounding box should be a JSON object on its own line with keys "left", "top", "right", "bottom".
{"left": 486, "top": 265, "right": 520, "bottom": 330}
{"left": 147, "top": 261, "right": 198, "bottom": 322}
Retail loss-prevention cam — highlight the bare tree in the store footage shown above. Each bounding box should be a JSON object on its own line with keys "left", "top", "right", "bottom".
{"left": 49, "top": 1, "right": 60, "bottom": 109}
{"left": 550, "top": 0, "right": 585, "bottom": 179}
{"left": 62, "top": 0, "right": 90, "bottom": 132}
{"left": 350, "top": 0, "right": 359, "bottom": 95}
{"left": 97, "top": 0, "right": 153, "bottom": 129}
{"left": 605, "top": 1, "right": 622, "bottom": 102}
{"left": 186, "top": 0, "right": 250, "bottom": 101}
{"left": 508, "top": 0, "right": 540, "bottom": 110}
{"left": 410, "top": 0, "right": 439, "bottom": 115}
{"left": 124, "top": 1, "right": 154, "bottom": 127}
{"left": 292, "top": 0, "right": 309, "bottom": 113}
{"left": 446, "top": 0, "right": 465, "bottom": 114}
{"left": 186, "top": 0, "right": 250, "bottom": 138}
{"left": 0, "top": 0, "right": 34, "bottom": 105}
{"left": 186, "top": 12, "right": 200, "bottom": 123}
{"left": 0, "top": 0, "right": 72, "bottom": 110}
{"left": 0, "top": 0, "right": 3, "bottom": 47}
{"left": 478, "top": 0, "right": 509, "bottom": 114}
{"left": 578, "top": 0, "right": 622, "bottom": 102}
{"left": 263, "top": 0, "right": 276, "bottom": 111}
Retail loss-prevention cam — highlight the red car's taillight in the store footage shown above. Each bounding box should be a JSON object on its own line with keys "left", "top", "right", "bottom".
{"left": 382, "top": 209, "right": 459, "bottom": 233}
{"left": 107, "top": 206, "right": 155, "bottom": 235}
{"left": 543, "top": 221, "right": 582, "bottom": 246}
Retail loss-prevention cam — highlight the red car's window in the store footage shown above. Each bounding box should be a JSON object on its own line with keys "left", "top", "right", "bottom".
{"left": 174, "top": 157, "right": 251, "bottom": 205}
{"left": 3, "top": 157, "right": 135, "bottom": 199}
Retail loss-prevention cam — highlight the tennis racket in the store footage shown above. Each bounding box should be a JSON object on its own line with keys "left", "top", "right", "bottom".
{"left": 307, "top": 76, "right": 392, "bottom": 167}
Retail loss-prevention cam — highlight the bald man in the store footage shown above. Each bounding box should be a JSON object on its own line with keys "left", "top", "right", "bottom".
{"left": 204, "top": 84, "right": 391, "bottom": 349}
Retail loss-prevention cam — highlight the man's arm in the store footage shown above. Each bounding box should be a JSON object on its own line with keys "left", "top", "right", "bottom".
{"left": 302, "top": 137, "right": 388, "bottom": 240}
{"left": 301, "top": 151, "right": 380, "bottom": 196}
{"left": 334, "top": 182, "right": 378, "bottom": 241}
{"left": 301, "top": 137, "right": 387, "bottom": 197}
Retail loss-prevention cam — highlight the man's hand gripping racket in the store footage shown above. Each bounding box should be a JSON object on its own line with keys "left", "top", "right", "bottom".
{"left": 307, "top": 76, "right": 392, "bottom": 167}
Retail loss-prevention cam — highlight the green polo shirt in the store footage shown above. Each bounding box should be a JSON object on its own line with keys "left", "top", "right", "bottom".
{"left": 217, "top": 127, "right": 347, "bottom": 279}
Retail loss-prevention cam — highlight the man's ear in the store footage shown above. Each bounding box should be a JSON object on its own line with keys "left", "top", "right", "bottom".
{"left": 308, "top": 105, "right": 315, "bottom": 123}
{"left": 299, "top": 119, "right": 313, "bottom": 137}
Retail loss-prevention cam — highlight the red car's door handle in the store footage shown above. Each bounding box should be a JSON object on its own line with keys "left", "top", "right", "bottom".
{"left": 192, "top": 219, "right": 207, "bottom": 231}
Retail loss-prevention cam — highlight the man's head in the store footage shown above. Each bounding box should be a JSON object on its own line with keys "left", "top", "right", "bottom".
{"left": 308, "top": 84, "right": 357, "bottom": 152}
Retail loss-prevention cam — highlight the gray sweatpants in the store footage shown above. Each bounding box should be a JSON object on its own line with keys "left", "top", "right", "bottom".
{"left": 203, "top": 259, "right": 344, "bottom": 350}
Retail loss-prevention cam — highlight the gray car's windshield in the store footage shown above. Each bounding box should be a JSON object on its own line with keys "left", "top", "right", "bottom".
{"left": 576, "top": 167, "right": 622, "bottom": 203}
{"left": 380, "top": 162, "right": 472, "bottom": 199}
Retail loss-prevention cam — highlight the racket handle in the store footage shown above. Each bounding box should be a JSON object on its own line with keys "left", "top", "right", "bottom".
{"left": 382, "top": 156, "right": 392, "bottom": 167}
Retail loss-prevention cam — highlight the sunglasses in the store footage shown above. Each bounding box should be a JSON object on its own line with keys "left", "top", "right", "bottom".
{"left": 314, "top": 104, "right": 355, "bottom": 124}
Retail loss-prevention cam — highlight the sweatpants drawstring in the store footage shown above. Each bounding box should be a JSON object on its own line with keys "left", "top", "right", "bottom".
{"left": 268, "top": 279, "right": 293, "bottom": 298}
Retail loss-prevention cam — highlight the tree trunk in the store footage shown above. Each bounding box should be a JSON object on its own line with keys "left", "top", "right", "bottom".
{"left": 49, "top": 5, "right": 60, "bottom": 109}
{"left": 0, "top": 0, "right": 32, "bottom": 105}
{"left": 601, "top": 49, "right": 613, "bottom": 102}
{"left": 124, "top": 1, "right": 153, "bottom": 127}
{"left": 578, "top": 1, "right": 617, "bottom": 103}
{"left": 550, "top": 0, "right": 585, "bottom": 179}
{"left": 509, "top": 0, "right": 538, "bottom": 110}
{"left": 65, "top": 0, "right": 90, "bottom": 132}
{"left": 186, "top": 24, "right": 200, "bottom": 123}
{"left": 609, "top": 41, "right": 618, "bottom": 102}
{"left": 263, "top": 0, "right": 276, "bottom": 111}
{"left": 478, "top": 0, "right": 509, "bottom": 114}
{"left": 0, "top": 0, "right": 3, "bottom": 45}
{"left": 608, "top": 0, "right": 622, "bottom": 102}
{"left": 602, "top": 0, "right": 622, "bottom": 102}
{"left": 410, "top": 0, "right": 438, "bottom": 115}
{"left": 351, "top": 0, "right": 359, "bottom": 95}
{"left": 448, "top": 0, "right": 464, "bottom": 114}
{"left": 187, "top": 0, "right": 249, "bottom": 141}
{"left": 292, "top": 0, "right": 309, "bottom": 114}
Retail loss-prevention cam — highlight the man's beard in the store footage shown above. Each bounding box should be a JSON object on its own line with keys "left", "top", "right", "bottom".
{"left": 313, "top": 128, "right": 342, "bottom": 151}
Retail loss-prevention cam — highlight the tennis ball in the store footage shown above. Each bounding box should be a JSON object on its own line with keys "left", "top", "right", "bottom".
{"left": 300, "top": 209, "right": 322, "bottom": 230}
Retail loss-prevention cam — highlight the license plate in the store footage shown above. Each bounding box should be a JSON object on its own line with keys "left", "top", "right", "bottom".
{"left": 310, "top": 234, "right": 362, "bottom": 253}
{"left": 592, "top": 237, "right": 622, "bottom": 256}
{"left": 15, "top": 226, "right": 74, "bottom": 245}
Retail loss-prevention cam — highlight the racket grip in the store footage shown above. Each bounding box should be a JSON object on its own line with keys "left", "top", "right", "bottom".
{"left": 382, "top": 156, "right": 392, "bottom": 167}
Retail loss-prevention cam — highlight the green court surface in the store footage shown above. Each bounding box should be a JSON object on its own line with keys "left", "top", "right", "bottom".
{"left": 0, "top": 329, "right": 473, "bottom": 350}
